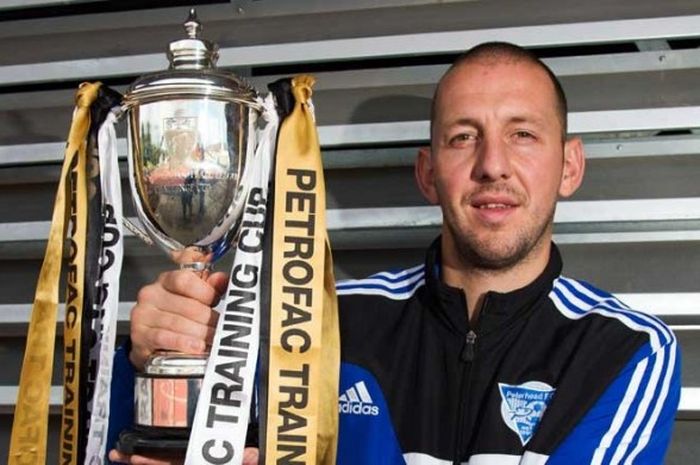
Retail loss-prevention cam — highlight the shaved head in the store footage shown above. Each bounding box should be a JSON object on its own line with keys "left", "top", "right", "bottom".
{"left": 431, "top": 42, "right": 568, "bottom": 140}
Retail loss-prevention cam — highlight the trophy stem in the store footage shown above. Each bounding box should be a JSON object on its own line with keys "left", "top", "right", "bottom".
{"left": 179, "top": 261, "right": 212, "bottom": 273}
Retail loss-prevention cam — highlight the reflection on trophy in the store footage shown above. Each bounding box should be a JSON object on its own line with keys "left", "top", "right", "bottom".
{"left": 116, "top": 9, "right": 261, "bottom": 455}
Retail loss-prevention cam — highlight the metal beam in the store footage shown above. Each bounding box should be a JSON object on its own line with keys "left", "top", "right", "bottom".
{"left": 553, "top": 198, "right": 700, "bottom": 224}
{"left": 553, "top": 231, "right": 700, "bottom": 244}
{"left": 4, "top": 48, "right": 700, "bottom": 114}
{"left": 569, "top": 107, "right": 700, "bottom": 135}
{"left": 321, "top": 134, "right": 700, "bottom": 168}
{"left": 0, "top": 302, "right": 132, "bottom": 325}
{"left": 325, "top": 109, "right": 700, "bottom": 147}
{"left": 583, "top": 135, "right": 700, "bottom": 160}
{"left": 1, "top": 15, "right": 700, "bottom": 86}
{"left": 616, "top": 294, "right": 700, "bottom": 317}
{"left": 0, "top": 385, "right": 62, "bottom": 414}
{"left": 322, "top": 135, "right": 700, "bottom": 169}
{"left": 253, "top": 49, "right": 700, "bottom": 91}
{"left": 1, "top": 199, "right": 698, "bottom": 248}
{"left": 0, "top": 0, "right": 102, "bottom": 9}
{"left": 3, "top": 133, "right": 700, "bottom": 170}
{"left": 3, "top": 109, "right": 699, "bottom": 167}
{"left": 0, "top": 0, "right": 475, "bottom": 38}
{"left": 635, "top": 39, "right": 671, "bottom": 52}
{"left": 317, "top": 108, "right": 700, "bottom": 147}
{"left": 679, "top": 388, "right": 700, "bottom": 415}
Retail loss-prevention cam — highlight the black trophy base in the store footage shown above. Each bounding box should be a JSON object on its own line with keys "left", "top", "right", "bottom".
{"left": 116, "top": 426, "right": 190, "bottom": 457}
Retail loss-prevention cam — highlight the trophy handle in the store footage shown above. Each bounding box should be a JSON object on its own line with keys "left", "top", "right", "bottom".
{"left": 122, "top": 217, "right": 154, "bottom": 246}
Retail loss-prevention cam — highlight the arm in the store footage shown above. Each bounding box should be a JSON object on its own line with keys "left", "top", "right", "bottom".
{"left": 547, "top": 337, "right": 681, "bottom": 465}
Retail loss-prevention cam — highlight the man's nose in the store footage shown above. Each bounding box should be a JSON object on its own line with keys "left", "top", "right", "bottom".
{"left": 471, "top": 134, "right": 513, "bottom": 182}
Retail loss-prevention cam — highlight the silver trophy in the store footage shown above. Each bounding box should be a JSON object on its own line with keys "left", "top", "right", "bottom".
{"left": 116, "top": 9, "right": 262, "bottom": 455}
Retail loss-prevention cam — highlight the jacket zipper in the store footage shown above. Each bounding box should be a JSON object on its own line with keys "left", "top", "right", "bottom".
{"left": 452, "top": 329, "right": 477, "bottom": 465}
{"left": 452, "top": 295, "right": 487, "bottom": 465}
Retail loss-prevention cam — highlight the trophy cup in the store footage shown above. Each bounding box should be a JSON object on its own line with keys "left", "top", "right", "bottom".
{"left": 116, "top": 9, "right": 262, "bottom": 455}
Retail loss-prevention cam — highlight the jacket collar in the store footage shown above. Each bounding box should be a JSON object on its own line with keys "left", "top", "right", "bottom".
{"left": 423, "top": 236, "right": 563, "bottom": 335}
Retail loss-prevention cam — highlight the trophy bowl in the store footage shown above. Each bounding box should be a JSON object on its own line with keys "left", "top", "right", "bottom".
{"left": 126, "top": 93, "right": 255, "bottom": 263}
{"left": 116, "top": 9, "right": 262, "bottom": 455}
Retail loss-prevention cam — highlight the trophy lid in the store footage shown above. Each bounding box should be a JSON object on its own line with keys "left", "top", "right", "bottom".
{"left": 123, "top": 8, "right": 257, "bottom": 108}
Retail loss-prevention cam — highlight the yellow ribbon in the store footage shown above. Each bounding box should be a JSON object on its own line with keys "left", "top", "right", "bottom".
{"left": 265, "top": 75, "right": 340, "bottom": 464}
{"left": 8, "top": 82, "right": 100, "bottom": 465}
{"left": 60, "top": 82, "right": 95, "bottom": 465}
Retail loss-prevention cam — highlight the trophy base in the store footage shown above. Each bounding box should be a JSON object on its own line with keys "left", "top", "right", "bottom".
{"left": 116, "top": 427, "right": 189, "bottom": 457}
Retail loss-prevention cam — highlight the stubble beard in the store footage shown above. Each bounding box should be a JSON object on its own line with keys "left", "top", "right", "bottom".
{"left": 446, "top": 201, "right": 556, "bottom": 273}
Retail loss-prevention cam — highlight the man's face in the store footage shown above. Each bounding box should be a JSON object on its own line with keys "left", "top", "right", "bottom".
{"left": 417, "top": 59, "right": 583, "bottom": 270}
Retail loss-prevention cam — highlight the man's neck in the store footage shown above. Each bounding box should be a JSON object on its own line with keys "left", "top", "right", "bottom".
{"left": 441, "top": 238, "right": 551, "bottom": 325}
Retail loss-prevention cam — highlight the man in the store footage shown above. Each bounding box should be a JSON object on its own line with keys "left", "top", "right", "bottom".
{"left": 110, "top": 42, "right": 680, "bottom": 464}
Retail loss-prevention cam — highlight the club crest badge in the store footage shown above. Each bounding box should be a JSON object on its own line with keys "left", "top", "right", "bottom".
{"left": 498, "top": 381, "right": 556, "bottom": 446}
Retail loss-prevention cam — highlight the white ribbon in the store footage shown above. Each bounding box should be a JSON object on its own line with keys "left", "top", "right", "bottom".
{"left": 84, "top": 110, "right": 125, "bottom": 464}
{"left": 185, "top": 94, "right": 278, "bottom": 465}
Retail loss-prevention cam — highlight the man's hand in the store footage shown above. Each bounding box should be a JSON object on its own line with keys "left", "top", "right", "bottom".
{"left": 108, "top": 447, "right": 259, "bottom": 464}
{"left": 129, "top": 269, "right": 229, "bottom": 370}
{"left": 114, "top": 270, "right": 259, "bottom": 464}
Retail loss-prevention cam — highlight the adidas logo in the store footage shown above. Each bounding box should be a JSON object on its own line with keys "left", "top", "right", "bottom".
{"left": 338, "top": 381, "right": 379, "bottom": 416}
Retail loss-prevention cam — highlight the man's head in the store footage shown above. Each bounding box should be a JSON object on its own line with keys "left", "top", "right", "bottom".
{"left": 416, "top": 42, "right": 585, "bottom": 272}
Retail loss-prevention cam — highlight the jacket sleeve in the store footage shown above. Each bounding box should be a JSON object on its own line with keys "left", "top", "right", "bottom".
{"left": 547, "top": 336, "right": 681, "bottom": 465}
{"left": 106, "top": 342, "right": 136, "bottom": 463}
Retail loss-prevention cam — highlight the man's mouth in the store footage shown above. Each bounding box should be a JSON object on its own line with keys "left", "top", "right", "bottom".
{"left": 478, "top": 203, "right": 513, "bottom": 209}
{"left": 468, "top": 192, "right": 522, "bottom": 223}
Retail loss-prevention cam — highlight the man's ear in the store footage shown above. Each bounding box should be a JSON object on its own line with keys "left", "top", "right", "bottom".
{"left": 559, "top": 137, "right": 585, "bottom": 198}
{"left": 415, "top": 146, "right": 439, "bottom": 204}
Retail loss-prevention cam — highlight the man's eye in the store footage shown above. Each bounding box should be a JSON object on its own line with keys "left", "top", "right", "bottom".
{"left": 514, "top": 130, "right": 535, "bottom": 139}
{"left": 449, "top": 133, "right": 475, "bottom": 145}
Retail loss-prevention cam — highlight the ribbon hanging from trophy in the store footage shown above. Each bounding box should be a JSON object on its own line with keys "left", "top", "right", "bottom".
{"left": 57, "top": 85, "right": 92, "bottom": 465}
{"left": 8, "top": 82, "right": 125, "bottom": 465}
{"left": 80, "top": 86, "right": 124, "bottom": 465}
{"left": 78, "top": 85, "right": 107, "bottom": 465}
{"left": 9, "top": 83, "right": 96, "bottom": 465}
{"left": 83, "top": 106, "right": 126, "bottom": 463}
{"left": 258, "top": 75, "right": 340, "bottom": 465}
{"left": 184, "top": 94, "right": 279, "bottom": 465}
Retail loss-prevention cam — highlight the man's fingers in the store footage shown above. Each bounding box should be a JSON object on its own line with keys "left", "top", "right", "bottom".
{"left": 145, "top": 308, "right": 216, "bottom": 342}
{"left": 130, "top": 305, "right": 214, "bottom": 369}
{"left": 139, "top": 324, "right": 208, "bottom": 354}
{"left": 128, "top": 455, "right": 183, "bottom": 465}
{"left": 107, "top": 448, "right": 184, "bottom": 465}
{"left": 157, "top": 270, "right": 220, "bottom": 307}
{"left": 134, "top": 290, "right": 218, "bottom": 329}
{"left": 207, "top": 271, "right": 230, "bottom": 298}
{"left": 243, "top": 447, "right": 260, "bottom": 465}
{"left": 108, "top": 449, "right": 131, "bottom": 463}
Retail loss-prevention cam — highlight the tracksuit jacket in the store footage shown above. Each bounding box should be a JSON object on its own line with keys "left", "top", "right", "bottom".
{"left": 108, "top": 239, "right": 680, "bottom": 464}
{"left": 333, "top": 239, "right": 680, "bottom": 465}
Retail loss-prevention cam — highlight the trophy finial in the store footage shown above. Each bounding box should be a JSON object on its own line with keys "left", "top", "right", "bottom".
{"left": 166, "top": 8, "right": 218, "bottom": 70}
{"left": 184, "top": 8, "right": 201, "bottom": 39}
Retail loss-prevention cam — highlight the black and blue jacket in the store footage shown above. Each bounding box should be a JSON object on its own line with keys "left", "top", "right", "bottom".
{"left": 334, "top": 239, "right": 680, "bottom": 465}
{"left": 108, "top": 239, "right": 680, "bottom": 464}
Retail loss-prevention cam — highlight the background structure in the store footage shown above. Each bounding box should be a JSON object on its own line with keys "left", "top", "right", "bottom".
{"left": 0, "top": 0, "right": 698, "bottom": 462}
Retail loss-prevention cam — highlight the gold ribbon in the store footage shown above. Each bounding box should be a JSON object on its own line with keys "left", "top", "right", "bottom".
{"left": 265, "top": 75, "right": 340, "bottom": 464}
{"left": 8, "top": 82, "right": 100, "bottom": 465}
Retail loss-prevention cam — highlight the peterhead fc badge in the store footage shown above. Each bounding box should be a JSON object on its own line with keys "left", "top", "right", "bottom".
{"left": 498, "top": 381, "right": 556, "bottom": 446}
